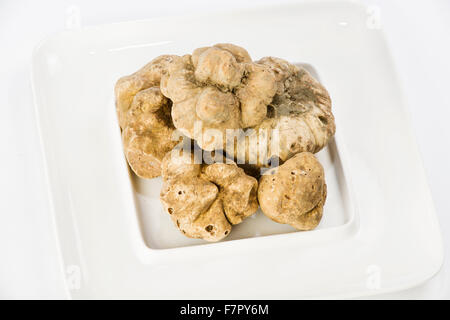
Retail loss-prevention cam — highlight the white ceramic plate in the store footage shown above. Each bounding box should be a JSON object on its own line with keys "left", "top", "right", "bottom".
{"left": 31, "top": 0, "right": 443, "bottom": 299}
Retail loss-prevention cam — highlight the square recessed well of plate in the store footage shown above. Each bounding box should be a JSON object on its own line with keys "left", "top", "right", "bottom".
{"left": 131, "top": 64, "right": 355, "bottom": 250}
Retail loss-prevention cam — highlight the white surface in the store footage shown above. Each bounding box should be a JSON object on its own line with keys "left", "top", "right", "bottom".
{"left": 29, "top": 1, "right": 443, "bottom": 299}
{"left": 0, "top": 0, "right": 449, "bottom": 299}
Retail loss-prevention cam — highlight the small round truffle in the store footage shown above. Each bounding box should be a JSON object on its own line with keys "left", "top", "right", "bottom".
{"left": 258, "top": 152, "right": 327, "bottom": 231}
{"left": 160, "top": 150, "right": 258, "bottom": 241}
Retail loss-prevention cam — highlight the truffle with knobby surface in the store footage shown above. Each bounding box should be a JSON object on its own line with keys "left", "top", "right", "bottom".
{"left": 160, "top": 43, "right": 278, "bottom": 151}
{"left": 231, "top": 57, "right": 335, "bottom": 171}
{"left": 115, "top": 55, "right": 181, "bottom": 178}
{"left": 160, "top": 149, "right": 258, "bottom": 241}
{"left": 258, "top": 152, "right": 327, "bottom": 231}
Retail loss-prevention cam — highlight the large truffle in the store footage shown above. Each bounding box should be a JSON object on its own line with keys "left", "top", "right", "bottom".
{"left": 231, "top": 58, "right": 335, "bottom": 171}
{"left": 160, "top": 44, "right": 278, "bottom": 151}
{"left": 160, "top": 149, "right": 258, "bottom": 241}
{"left": 115, "top": 55, "right": 181, "bottom": 178}
{"left": 258, "top": 152, "right": 327, "bottom": 231}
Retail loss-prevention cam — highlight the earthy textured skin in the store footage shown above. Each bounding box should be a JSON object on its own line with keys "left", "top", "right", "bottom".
{"left": 201, "top": 163, "right": 259, "bottom": 225}
{"left": 160, "top": 44, "right": 278, "bottom": 151}
{"left": 258, "top": 152, "right": 327, "bottom": 231}
{"left": 115, "top": 55, "right": 181, "bottom": 178}
{"left": 115, "top": 55, "right": 177, "bottom": 128}
{"left": 160, "top": 150, "right": 258, "bottom": 241}
{"left": 232, "top": 57, "right": 335, "bottom": 169}
{"left": 121, "top": 87, "right": 181, "bottom": 178}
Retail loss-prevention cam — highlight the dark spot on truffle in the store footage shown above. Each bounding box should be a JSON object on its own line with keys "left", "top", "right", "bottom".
{"left": 266, "top": 105, "right": 275, "bottom": 118}
{"left": 318, "top": 116, "right": 328, "bottom": 125}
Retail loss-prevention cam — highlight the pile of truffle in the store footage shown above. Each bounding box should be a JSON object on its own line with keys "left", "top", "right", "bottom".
{"left": 115, "top": 43, "right": 335, "bottom": 242}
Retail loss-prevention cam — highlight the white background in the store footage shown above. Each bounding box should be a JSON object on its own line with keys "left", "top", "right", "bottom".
{"left": 0, "top": 0, "right": 449, "bottom": 299}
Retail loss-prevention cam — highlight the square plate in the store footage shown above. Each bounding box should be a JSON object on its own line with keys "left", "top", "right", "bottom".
{"left": 32, "top": 0, "right": 443, "bottom": 299}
